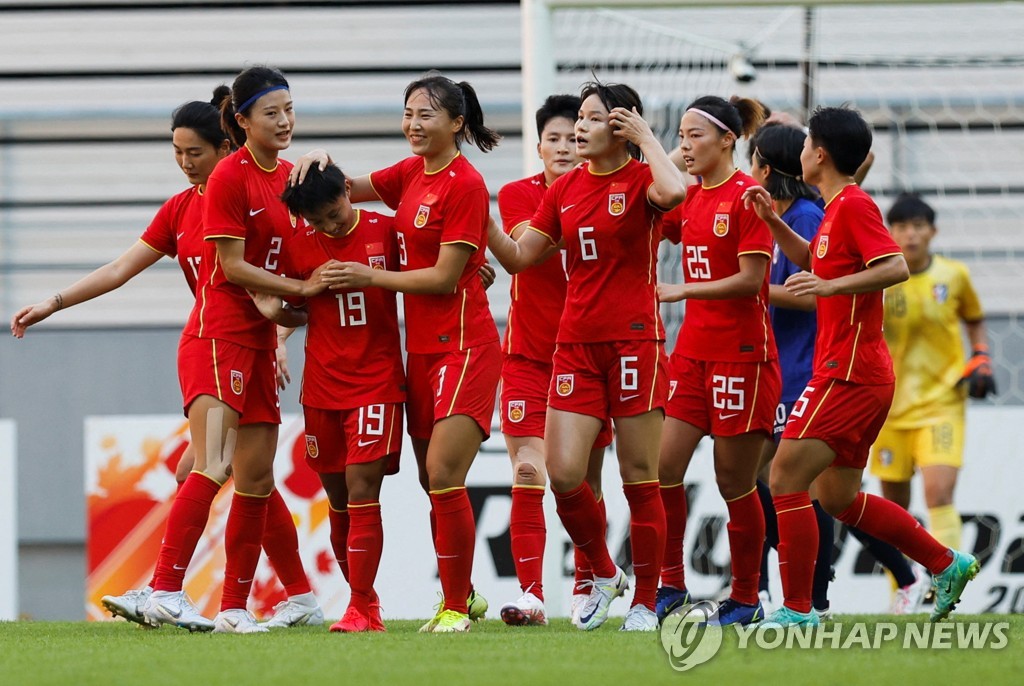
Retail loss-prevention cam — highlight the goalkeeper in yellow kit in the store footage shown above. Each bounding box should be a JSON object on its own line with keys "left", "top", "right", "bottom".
{"left": 870, "top": 194, "right": 996, "bottom": 556}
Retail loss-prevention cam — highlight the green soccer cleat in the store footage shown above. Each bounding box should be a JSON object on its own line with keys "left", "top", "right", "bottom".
{"left": 930, "top": 550, "right": 980, "bottom": 622}
{"left": 759, "top": 605, "right": 820, "bottom": 630}
{"left": 431, "top": 609, "right": 472, "bottom": 633}
{"left": 467, "top": 589, "right": 488, "bottom": 621}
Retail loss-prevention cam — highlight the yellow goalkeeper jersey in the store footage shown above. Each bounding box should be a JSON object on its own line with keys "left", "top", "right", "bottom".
{"left": 883, "top": 255, "right": 984, "bottom": 426}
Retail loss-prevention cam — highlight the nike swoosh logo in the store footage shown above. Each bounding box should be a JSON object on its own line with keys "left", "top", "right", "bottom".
{"left": 633, "top": 562, "right": 650, "bottom": 568}
{"left": 249, "top": 208, "right": 266, "bottom": 217}
{"left": 172, "top": 564, "right": 187, "bottom": 570}
{"left": 348, "top": 548, "right": 368, "bottom": 553}
{"left": 357, "top": 439, "right": 380, "bottom": 447}
{"left": 237, "top": 578, "right": 254, "bottom": 584}
{"left": 518, "top": 557, "right": 539, "bottom": 563}
{"left": 176, "top": 232, "right": 186, "bottom": 239}
{"left": 437, "top": 554, "right": 459, "bottom": 559}
{"left": 718, "top": 413, "right": 739, "bottom": 420}
{"left": 561, "top": 204, "right": 576, "bottom": 213}
{"left": 619, "top": 394, "right": 640, "bottom": 402}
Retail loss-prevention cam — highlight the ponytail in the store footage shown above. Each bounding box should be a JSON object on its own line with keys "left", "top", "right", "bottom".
{"left": 729, "top": 96, "right": 767, "bottom": 139}
{"left": 457, "top": 81, "right": 501, "bottom": 152}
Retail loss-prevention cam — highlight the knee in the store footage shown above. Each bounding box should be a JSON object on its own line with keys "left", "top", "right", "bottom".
{"left": 513, "top": 459, "right": 546, "bottom": 487}
{"left": 817, "top": 491, "right": 855, "bottom": 519}
{"left": 715, "top": 468, "right": 752, "bottom": 502}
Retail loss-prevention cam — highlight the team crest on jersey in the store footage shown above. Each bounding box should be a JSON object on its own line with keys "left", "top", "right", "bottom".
{"left": 608, "top": 193, "right": 626, "bottom": 216}
{"left": 556, "top": 374, "right": 574, "bottom": 397}
{"left": 507, "top": 400, "right": 526, "bottom": 423}
{"left": 230, "top": 370, "right": 244, "bottom": 395}
{"left": 713, "top": 213, "right": 730, "bottom": 237}
{"left": 816, "top": 235, "right": 829, "bottom": 258}
{"left": 289, "top": 211, "right": 298, "bottom": 229}
{"left": 369, "top": 255, "right": 387, "bottom": 270}
{"left": 414, "top": 205, "right": 430, "bottom": 228}
{"left": 305, "top": 435, "right": 319, "bottom": 459}
{"left": 933, "top": 284, "right": 949, "bottom": 304}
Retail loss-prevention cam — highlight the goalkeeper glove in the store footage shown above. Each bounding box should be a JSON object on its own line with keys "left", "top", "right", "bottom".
{"left": 961, "top": 344, "right": 997, "bottom": 399}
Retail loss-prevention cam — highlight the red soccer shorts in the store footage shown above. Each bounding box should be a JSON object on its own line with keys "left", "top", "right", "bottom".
{"left": 177, "top": 334, "right": 280, "bottom": 425}
{"left": 547, "top": 340, "right": 668, "bottom": 420}
{"left": 781, "top": 375, "right": 895, "bottom": 469}
{"left": 406, "top": 342, "right": 501, "bottom": 440}
{"left": 665, "top": 354, "right": 780, "bottom": 437}
{"left": 302, "top": 403, "right": 403, "bottom": 474}
{"left": 500, "top": 354, "right": 613, "bottom": 447}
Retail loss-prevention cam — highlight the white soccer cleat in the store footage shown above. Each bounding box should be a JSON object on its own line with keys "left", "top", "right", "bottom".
{"left": 499, "top": 591, "right": 548, "bottom": 626}
{"left": 260, "top": 592, "right": 325, "bottom": 629}
{"left": 101, "top": 586, "right": 153, "bottom": 626}
{"left": 213, "top": 608, "right": 270, "bottom": 634}
{"left": 141, "top": 590, "right": 214, "bottom": 632}
{"left": 570, "top": 593, "right": 587, "bottom": 625}
{"left": 619, "top": 604, "right": 659, "bottom": 632}
{"left": 573, "top": 566, "right": 629, "bottom": 631}
{"left": 891, "top": 568, "right": 929, "bottom": 615}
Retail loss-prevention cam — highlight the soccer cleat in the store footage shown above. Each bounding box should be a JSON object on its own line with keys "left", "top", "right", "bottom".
{"left": 891, "top": 569, "right": 929, "bottom": 615}
{"left": 655, "top": 585, "right": 691, "bottom": 623}
{"left": 261, "top": 593, "right": 325, "bottom": 629}
{"left": 368, "top": 595, "right": 386, "bottom": 632}
{"left": 930, "top": 550, "right": 980, "bottom": 622}
{"left": 101, "top": 586, "right": 153, "bottom": 626}
{"left": 758, "top": 589, "right": 774, "bottom": 615}
{"left": 570, "top": 594, "right": 587, "bottom": 625}
{"left": 759, "top": 605, "right": 820, "bottom": 629}
{"left": 467, "top": 589, "right": 488, "bottom": 621}
{"left": 500, "top": 591, "right": 548, "bottom": 627}
{"left": 707, "top": 598, "right": 763, "bottom": 626}
{"left": 213, "top": 608, "right": 269, "bottom": 634}
{"left": 574, "top": 566, "right": 629, "bottom": 631}
{"left": 330, "top": 605, "right": 379, "bottom": 633}
{"left": 619, "top": 604, "right": 659, "bottom": 632}
{"left": 431, "top": 609, "right": 472, "bottom": 633}
{"left": 141, "top": 590, "right": 214, "bottom": 632}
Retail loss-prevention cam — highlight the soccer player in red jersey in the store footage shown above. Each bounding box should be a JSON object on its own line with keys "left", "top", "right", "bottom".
{"left": 655, "top": 96, "right": 780, "bottom": 627}
{"left": 743, "top": 106, "right": 979, "bottom": 627}
{"left": 495, "top": 95, "right": 610, "bottom": 627}
{"left": 279, "top": 164, "right": 404, "bottom": 633}
{"left": 307, "top": 73, "right": 501, "bottom": 633}
{"left": 488, "top": 80, "right": 686, "bottom": 632}
{"left": 148, "top": 67, "right": 332, "bottom": 634}
{"left": 10, "top": 95, "right": 235, "bottom": 626}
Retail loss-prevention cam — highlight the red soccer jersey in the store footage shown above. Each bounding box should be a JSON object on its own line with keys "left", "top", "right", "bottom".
{"left": 529, "top": 158, "right": 665, "bottom": 344}
{"left": 185, "top": 146, "right": 302, "bottom": 351}
{"left": 369, "top": 154, "right": 498, "bottom": 354}
{"left": 286, "top": 210, "right": 406, "bottom": 410}
{"left": 667, "top": 170, "right": 776, "bottom": 362}
{"left": 139, "top": 185, "right": 205, "bottom": 296}
{"left": 498, "top": 172, "right": 566, "bottom": 362}
{"left": 810, "top": 184, "right": 903, "bottom": 384}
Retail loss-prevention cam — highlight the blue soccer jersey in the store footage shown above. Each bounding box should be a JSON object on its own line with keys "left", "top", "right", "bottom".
{"left": 770, "top": 197, "right": 823, "bottom": 402}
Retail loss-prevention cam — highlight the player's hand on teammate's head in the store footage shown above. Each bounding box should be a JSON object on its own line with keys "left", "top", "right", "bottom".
{"left": 478, "top": 261, "right": 496, "bottom": 290}
{"left": 961, "top": 345, "right": 997, "bottom": 399}
{"left": 288, "top": 148, "right": 332, "bottom": 187}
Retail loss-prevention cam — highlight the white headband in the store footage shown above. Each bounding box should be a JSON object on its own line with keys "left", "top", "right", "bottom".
{"left": 687, "top": 107, "right": 734, "bottom": 135}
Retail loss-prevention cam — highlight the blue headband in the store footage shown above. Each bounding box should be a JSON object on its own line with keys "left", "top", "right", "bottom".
{"left": 236, "top": 85, "right": 289, "bottom": 114}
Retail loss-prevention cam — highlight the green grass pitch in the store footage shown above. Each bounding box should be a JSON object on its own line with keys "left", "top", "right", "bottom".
{"left": 1, "top": 615, "right": 1022, "bottom": 686}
